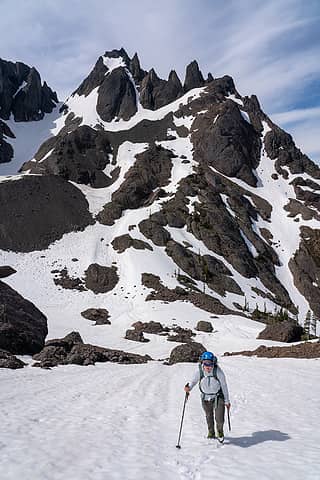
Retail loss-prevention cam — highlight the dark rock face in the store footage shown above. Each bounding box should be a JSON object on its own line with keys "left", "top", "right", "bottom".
{"left": 183, "top": 60, "right": 205, "bottom": 92}
{"left": 84, "top": 263, "right": 119, "bottom": 293}
{"left": 224, "top": 342, "right": 320, "bottom": 359}
{"left": 192, "top": 100, "right": 261, "bottom": 186}
{"left": 81, "top": 308, "right": 111, "bottom": 325}
{"left": 125, "top": 328, "right": 150, "bottom": 342}
{"left": 53, "top": 267, "right": 86, "bottom": 291}
{"left": 98, "top": 145, "right": 174, "bottom": 225}
{"left": 0, "top": 280, "right": 48, "bottom": 354}
{"left": 129, "top": 53, "right": 147, "bottom": 83}
{"left": 0, "top": 266, "right": 16, "bottom": 279}
{"left": 195, "top": 321, "right": 213, "bottom": 332}
{"left": 0, "top": 120, "right": 14, "bottom": 164}
{"left": 132, "top": 321, "right": 168, "bottom": 334}
{"left": 141, "top": 273, "right": 234, "bottom": 315}
{"left": 111, "top": 234, "right": 153, "bottom": 253}
{"left": 97, "top": 67, "right": 137, "bottom": 122}
{"left": 167, "top": 327, "right": 195, "bottom": 343}
{"left": 22, "top": 125, "right": 113, "bottom": 188}
{"left": 33, "top": 331, "right": 151, "bottom": 368}
{"left": 168, "top": 342, "right": 206, "bottom": 364}
{"left": 0, "top": 349, "right": 26, "bottom": 369}
{"left": 73, "top": 56, "right": 108, "bottom": 97}
{"left": 289, "top": 227, "right": 320, "bottom": 317}
{"left": 140, "top": 69, "right": 183, "bottom": 110}
{"left": 257, "top": 321, "right": 303, "bottom": 343}
{"left": 264, "top": 126, "right": 320, "bottom": 179}
{"left": 0, "top": 59, "right": 58, "bottom": 121}
{"left": 0, "top": 175, "right": 93, "bottom": 252}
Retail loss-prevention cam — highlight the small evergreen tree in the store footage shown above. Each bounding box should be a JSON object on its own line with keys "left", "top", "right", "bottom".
{"left": 304, "top": 310, "right": 311, "bottom": 340}
{"left": 310, "top": 312, "right": 318, "bottom": 337}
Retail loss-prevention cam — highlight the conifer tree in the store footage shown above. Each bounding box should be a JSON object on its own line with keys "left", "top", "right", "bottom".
{"left": 304, "top": 310, "right": 311, "bottom": 340}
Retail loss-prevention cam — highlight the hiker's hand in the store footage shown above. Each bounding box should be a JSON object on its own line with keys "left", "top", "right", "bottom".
{"left": 184, "top": 384, "right": 190, "bottom": 394}
{"left": 225, "top": 402, "right": 231, "bottom": 410}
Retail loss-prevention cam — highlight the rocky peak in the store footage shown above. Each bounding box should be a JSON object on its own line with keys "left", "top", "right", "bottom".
{"left": 103, "top": 48, "right": 131, "bottom": 66}
{"left": 184, "top": 60, "right": 205, "bottom": 92}
{"left": 0, "top": 58, "right": 58, "bottom": 122}
{"left": 129, "top": 53, "right": 146, "bottom": 83}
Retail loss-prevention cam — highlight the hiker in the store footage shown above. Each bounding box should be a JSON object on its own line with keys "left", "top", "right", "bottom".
{"left": 184, "top": 351, "right": 231, "bottom": 442}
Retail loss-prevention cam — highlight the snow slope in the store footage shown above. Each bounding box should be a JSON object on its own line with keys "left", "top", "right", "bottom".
{"left": 0, "top": 326, "right": 319, "bottom": 480}
{"left": 1, "top": 105, "right": 62, "bottom": 175}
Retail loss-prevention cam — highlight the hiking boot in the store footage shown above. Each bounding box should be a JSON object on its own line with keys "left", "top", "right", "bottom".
{"left": 207, "top": 431, "right": 215, "bottom": 439}
{"left": 217, "top": 430, "right": 224, "bottom": 443}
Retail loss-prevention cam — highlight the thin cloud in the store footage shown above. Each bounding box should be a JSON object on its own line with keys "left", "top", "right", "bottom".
{"left": 0, "top": 0, "right": 319, "bottom": 161}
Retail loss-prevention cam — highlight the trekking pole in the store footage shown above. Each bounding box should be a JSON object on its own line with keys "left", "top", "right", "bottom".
{"left": 227, "top": 407, "right": 231, "bottom": 431}
{"left": 176, "top": 391, "right": 189, "bottom": 449}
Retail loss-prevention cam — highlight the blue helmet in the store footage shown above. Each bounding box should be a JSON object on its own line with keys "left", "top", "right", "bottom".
{"left": 200, "top": 351, "right": 216, "bottom": 362}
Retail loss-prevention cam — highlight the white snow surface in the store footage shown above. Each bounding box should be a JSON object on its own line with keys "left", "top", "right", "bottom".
{"left": 0, "top": 106, "right": 62, "bottom": 175}
{"left": 0, "top": 319, "right": 319, "bottom": 480}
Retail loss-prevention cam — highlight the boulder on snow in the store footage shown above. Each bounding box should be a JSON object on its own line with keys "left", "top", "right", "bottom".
{"left": 84, "top": 263, "right": 119, "bottom": 293}
{"left": 125, "top": 328, "right": 150, "bottom": 343}
{"left": 132, "top": 321, "right": 169, "bottom": 334}
{"left": 257, "top": 321, "right": 303, "bottom": 343}
{"left": 0, "top": 349, "right": 26, "bottom": 369}
{"left": 195, "top": 320, "right": 213, "bottom": 332}
{"left": 167, "top": 342, "right": 206, "bottom": 364}
{"left": 0, "top": 280, "right": 48, "bottom": 355}
{"left": 81, "top": 308, "right": 111, "bottom": 325}
{"left": 33, "top": 331, "right": 152, "bottom": 368}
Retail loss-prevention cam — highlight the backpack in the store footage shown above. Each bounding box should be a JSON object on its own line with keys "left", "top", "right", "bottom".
{"left": 198, "top": 359, "right": 223, "bottom": 403}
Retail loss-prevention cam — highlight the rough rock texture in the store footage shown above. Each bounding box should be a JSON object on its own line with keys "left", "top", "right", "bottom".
{"left": 167, "top": 327, "right": 195, "bottom": 343}
{"left": 0, "top": 266, "right": 16, "bottom": 278}
{"left": 183, "top": 60, "right": 205, "bottom": 92}
{"left": 192, "top": 100, "right": 261, "bottom": 186}
{"left": 84, "top": 264, "right": 119, "bottom": 293}
{"left": 224, "top": 342, "right": 320, "bottom": 359}
{"left": 289, "top": 227, "right": 320, "bottom": 317}
{"left": 97, "top": 67, "right": 137, "bottom": 122}
{"left": 141, "top": 273, "right": 234, "bottom": 315}
{"left": 98, "top": 145, "right": 174, "bottom": 225}
{"left": 140, "top": 69, "right": 183, "bottom": 110}
{"left": 0, "top": 175, "right": 93, "bottom": 252}
{"left": 125, "top": 328, "right": 150, "bottom": 342}
{"left": 264, "top": 125, "right": 320, "bottom": 179}
{"left": 195, "top": 321, "right": 213, "bottom": 333}
{"left": 132, "top": 320, "right": 168, "bottom": 334}
{"left": 0, "top": 280, "right": 48, "bottom": 354}
{"left": 53, "top": 267, "right": 86, "bottom": 291}
{"left": 257, "top": 321, "right": 303, "bottom": 343}
{"left": 22, "top": 126, "right": 113, "bottom": 188}
{"left": 0, "top": 119, "right": 14, "bottom": 164}
{"left": 81, "top": 308, "right": 111, "bottom": 325}
{"left": 0, "top": 59, "right": 57, "bottom": 121}
{"left": 33, "top": 331, "right": 151, "bottom": 368}
{"left": 167, "top": 342, "right": 206, "bottom": 364}
{"left": 111, "top": 234, "right": 153, "bottom": 253}
{"left": 0, "top": 349, "right": 26, "bottom": 369}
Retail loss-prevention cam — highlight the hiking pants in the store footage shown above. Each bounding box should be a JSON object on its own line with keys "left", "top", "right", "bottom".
{"left": 201, "top": 396, "right": 225, "bottom": 435}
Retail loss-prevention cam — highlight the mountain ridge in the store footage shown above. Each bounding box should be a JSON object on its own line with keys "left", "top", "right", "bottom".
{"left": 1, "top": 47, "right": 320, "bottom": 358}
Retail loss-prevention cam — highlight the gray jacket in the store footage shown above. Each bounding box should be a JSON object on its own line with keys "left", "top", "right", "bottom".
{"left": 188, "top": 364, "right": 230, "bottom": 403}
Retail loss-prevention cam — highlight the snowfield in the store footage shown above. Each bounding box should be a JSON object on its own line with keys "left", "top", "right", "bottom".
{"left": 1, "top": 337, "right": 319, "bottom": 480}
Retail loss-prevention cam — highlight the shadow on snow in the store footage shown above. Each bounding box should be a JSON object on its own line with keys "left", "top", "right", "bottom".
{"left": 226, "top": 430, "right": 290, "bottom": 448}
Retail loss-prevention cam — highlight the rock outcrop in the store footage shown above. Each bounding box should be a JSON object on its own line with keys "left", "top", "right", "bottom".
{"left": 0, "top": 175, "right": 93, "bottom": 252}
{"left": 0, "top": 281, "right": 48, "bottom": 354}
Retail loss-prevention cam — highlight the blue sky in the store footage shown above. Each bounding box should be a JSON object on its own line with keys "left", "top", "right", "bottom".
{"left": 1, "top": 0, "right": 319, "bottom": 161}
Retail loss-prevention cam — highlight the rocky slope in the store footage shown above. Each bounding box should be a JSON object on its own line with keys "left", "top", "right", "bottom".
{"left": 1, "top": 48, "right": 319, "bottom": 359}
{"left": 0, "top": 58, "right": 58, "bottom": 169}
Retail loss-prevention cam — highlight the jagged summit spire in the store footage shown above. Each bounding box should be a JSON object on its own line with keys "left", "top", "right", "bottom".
{"left": 184, "top": 60, "right": 205, "bottom": 92}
